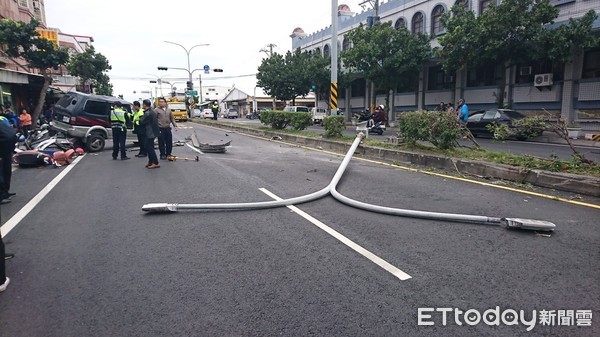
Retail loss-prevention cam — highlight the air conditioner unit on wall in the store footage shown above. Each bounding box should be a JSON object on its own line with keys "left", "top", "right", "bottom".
{"left": 534, "top": 73, "right": 553, "bottom": 87}
{"left": 519, "top": 66, "right": 532, "bottom": 76}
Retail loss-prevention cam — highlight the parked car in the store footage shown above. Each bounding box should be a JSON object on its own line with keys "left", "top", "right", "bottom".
{"left": 168, "top": 102, "right": 188, "bottom": 122}
{"left": 50, "top": 91, "right": 134, "bottom": 152}
{"left": 467, "top": 109, "right": 542, "bottom": 140}
{"left": 224, "top": 108, "right": 239, "bottom": 119}
{"left": 311, "top": 107, "right": 327, "bottom": 124}
{"left": 283, "top": 106, "right": 310, "bottom": 113}
{"left": 201, "top": 108, "right": 213, "bottom": 119}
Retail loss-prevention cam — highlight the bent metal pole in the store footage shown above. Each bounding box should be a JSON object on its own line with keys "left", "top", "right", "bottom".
{"left": 141, "top": 134, "right": 365, "bottom": 213}
{"left": 141, "top": 134, "right": 555, "bottom": 231}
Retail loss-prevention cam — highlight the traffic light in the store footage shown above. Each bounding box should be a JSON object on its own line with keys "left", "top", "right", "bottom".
{"left": 213, "top": 69, "right": 223, "bottom": 73}
{"left": 186, "top": 81, "right": 193, "bottom": 90}
{"left": 171, "top": 91, "right": 176, "bottom": 97}
{"left": 311, "top": 85, "right": 317, "bottom": 90}
{"left": 157, "top": 66, "right": 168, "bottom": 71}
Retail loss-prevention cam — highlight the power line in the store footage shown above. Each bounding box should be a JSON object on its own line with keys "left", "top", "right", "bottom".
{"left": 110, "top": 74, "right": 256, "bottom": 81}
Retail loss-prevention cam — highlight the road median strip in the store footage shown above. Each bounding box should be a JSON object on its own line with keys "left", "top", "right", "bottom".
{"left": 194, "top": 120, "right": 600, "bottom": 198}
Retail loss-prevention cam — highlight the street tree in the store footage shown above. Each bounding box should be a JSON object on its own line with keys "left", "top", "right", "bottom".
{"left": 0, "top": 19, "right": 69, "bottom": 123}
{"left": 438, "top": 0, "right": 598, "bottom": 107}
{"left": 309, "top": 53, "right": 355, "bottom": 110}
{"left": 67, "top": 45, "right": 112, "bottom": 95}
{"left": 342, "top": 22, "right": 432, "bottom": 121}
{"left": 257, "top": 52, "right": 296, "bottom": 105}
{"left": 94, "top": 73, "right": 113, "bottom": 96}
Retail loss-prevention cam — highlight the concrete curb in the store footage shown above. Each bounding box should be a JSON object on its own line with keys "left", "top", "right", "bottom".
{"left": 196, "top": 120, "right": 600, "bottom": 197}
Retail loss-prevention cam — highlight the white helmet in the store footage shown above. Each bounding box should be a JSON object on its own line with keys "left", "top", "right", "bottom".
{"left": 377, "top": 104, "right": 384, "bottom": 110}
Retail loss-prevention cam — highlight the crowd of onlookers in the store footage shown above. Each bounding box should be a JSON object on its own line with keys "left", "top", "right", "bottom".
{"left": 0, "top": 103, "right": 54, "bottom": 137}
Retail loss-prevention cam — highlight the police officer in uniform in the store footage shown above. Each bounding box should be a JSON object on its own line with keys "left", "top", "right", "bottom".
{"left": 211, "top": 101, "right": 219, "bottom": 120}
{"left": 110, "top": 101, "right": 130, "bottom": 160}
{"left": 132, "top": 101, "right": 147, "bottom": 157}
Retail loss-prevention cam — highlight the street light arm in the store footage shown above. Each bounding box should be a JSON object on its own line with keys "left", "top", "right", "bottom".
{"left": 164, "top": 41, "right": 209, "bottom": 54}
{"left": 159, "top": 66, "right": 190, "bottom": 75}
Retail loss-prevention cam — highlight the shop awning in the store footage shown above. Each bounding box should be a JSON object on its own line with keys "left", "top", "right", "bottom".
{"left": 0, "top": 68, "right": 33, "bottom": 84}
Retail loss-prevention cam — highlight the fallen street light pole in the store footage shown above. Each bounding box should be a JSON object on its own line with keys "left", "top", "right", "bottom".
{"left": 141, "top": 134, "right": 556, "bottom": 232}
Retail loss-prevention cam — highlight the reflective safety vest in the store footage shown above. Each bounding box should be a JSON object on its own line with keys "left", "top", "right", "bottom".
{"left": 110, "top": 107, "right": 126, "bottom": 129}
{"left": 132, "top": 108, "right": 144, "bottom": 130}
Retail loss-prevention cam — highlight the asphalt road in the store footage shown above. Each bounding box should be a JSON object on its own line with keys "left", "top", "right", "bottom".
{"left": 231, "top": 118, "right": 600, "bottom": 163}
{"left": 1, "top": 123, "right": 598, "bottom": 336}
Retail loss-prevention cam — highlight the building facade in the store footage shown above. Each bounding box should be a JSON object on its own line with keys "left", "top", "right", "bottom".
{"left": 1, "top": 0, "right": 92, "bottom": 113}
{"left": 291, "top": 0, "right": 600, "bottom": 128}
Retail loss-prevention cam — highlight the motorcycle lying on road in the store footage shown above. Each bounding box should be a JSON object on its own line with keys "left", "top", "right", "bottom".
{"left": 19, "top": 124, "right": 75, "bottom": 153}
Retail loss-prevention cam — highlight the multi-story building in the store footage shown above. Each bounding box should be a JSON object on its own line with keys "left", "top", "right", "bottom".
{"left": 0, "top": 0, "right": 92, "bottom": 112}
{"left": 291, "top": 1, "right": 600, "bottom": 128}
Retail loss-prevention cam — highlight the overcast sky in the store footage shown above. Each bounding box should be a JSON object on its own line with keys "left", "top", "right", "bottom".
{"left": 44, "top": 0, "right": 368, "bottom": 101}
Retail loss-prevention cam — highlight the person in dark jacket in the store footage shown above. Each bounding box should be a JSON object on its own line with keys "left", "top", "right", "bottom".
{"left": 0, "top": 121, "right": 17, "bottom": 203}
{"left": 139, "top": 99, "right": 160, "bottom": 169}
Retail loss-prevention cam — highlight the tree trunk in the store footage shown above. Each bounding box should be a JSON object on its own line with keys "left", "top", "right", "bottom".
{"left": 384, "top": 90, "right": 390, "bottom": 127}
{"left": 32, "top": 70, "right": 51, "bottom": 126}
{"left": 496, "top": 64, "right": 510, "bottom": 108}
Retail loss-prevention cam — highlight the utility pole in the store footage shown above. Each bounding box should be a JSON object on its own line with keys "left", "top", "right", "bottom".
{"left": 260, "top": 43, "right": 278, "bottom": 109}
{"left": 260, "top": 44, "right": 277, "bottom": 57}
{"left": 330, "top": 0, "right": 338, "bottom": 117}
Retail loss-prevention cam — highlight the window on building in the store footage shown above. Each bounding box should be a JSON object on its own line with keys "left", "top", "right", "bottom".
{"left": 396, "top": 71, "right": 419, "bottom": 93}
{"left": 516, "top": 60, "right": 564, "bottom": 84}
{"left": 18, "top": 0, "right": 28, "bottom": 7}
{"left": 412, "top": 12, "right": 424, "bottom": 35}
{"left": 455, "top": 0, "right": 469, "bottom": 8}
{"left": 582, "top": 48, "right": 600, "bottom": 79}
{"left": 314, "top": 48, "right": 321, "bottom": 56}
{"left": 351, "top": 78, "right": 366, "bottom": 97}
{"left": 467, "top": 62, "right": 501, "bottom": 87}
{"left": 428, "top": 65, "right": 454, "bottom": 90}
{"left": 431, "top": 5, "right": 445, "bottom": 35}
{"left": 323, "top": 44, "right": 330, "bottom": 57}
{"left": 479, "top": 0, "right": 493, "bottom": 13}
{"left": 342, "top": 39, "right": 351, "bottom": 52}
{"left": 394, "top": 18, "right": 406, "bottom": 30}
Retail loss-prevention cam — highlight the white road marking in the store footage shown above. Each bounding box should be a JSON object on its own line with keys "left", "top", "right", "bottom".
{"left": 186, "top": 143, "right": 204, "bottom": 154}
{"left": 1, "top": 155, "right": 84, "bottom": 238}
{"left": 259, "top": 188, "right": 412, "bottom": 281}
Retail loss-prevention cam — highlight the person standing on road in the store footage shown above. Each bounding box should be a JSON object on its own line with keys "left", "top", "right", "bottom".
{"left": 110, "top": 102, "right": 130, "bottom": 160}
{"left": 0, "top": 121, "right": 17, "bottom": 204}
{"left": 211, "top": 101, "right": 219, "bottom": 120}
{"left": 0, "top": 233, "right": 9, "bottom": 293}
{"left": 155, "top": 97, "right": 178, "bottom": 160}
{"left": 18, "top": 108, "right": 32, "bottom": 137}
{"left": 132, "top": 101, "right": 147, "bottom": 158}
{"left": 457, "top": 98, "right": 469, "bottom": 139}
{"left": 140, "top": 99, "right": 160, "bottom": 169}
